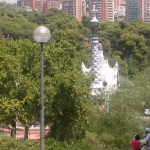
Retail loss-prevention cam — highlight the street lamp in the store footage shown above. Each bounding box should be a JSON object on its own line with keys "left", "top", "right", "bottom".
{"left": 33, "top": 26, "right": 50, "bottom": 150}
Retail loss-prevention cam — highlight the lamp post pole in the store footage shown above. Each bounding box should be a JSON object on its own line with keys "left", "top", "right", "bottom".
{"left": 34, "top": 26, "right": 50, "bottom": 150}
{"left": 40, "top": 43, "right": 44, "bottom": 150}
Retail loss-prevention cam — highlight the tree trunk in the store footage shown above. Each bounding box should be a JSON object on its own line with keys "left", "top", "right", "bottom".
{"left": 11, "top": 119, "right": 16, "bottom": 139}
{"left": 24, "top": 126, "right": 29, "bottom": 140}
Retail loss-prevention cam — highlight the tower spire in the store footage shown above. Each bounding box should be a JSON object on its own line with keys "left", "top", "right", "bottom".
{"left": 90, "top": 5, "right": 99, "bottom": 37}
{"left": 92, "top": 5, "right": 97, "bottom": 18}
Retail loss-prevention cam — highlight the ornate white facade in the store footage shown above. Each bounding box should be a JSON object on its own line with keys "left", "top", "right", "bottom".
{"left": 81, "top": 42, "right": 119, "bottom": 95}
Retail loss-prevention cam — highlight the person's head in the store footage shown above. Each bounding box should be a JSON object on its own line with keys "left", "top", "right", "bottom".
{"left": 145, "top": 128, "right": 150, "bottom": 134}
{"left": 135, "top": 134, "right": 140, "bottom": 140}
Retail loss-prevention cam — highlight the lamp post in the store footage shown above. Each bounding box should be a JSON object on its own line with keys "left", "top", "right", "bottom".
{"left": 33, "top": 26, "right": 50, "bottom": 150}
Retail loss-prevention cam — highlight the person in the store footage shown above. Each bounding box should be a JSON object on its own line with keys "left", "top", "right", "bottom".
{"left": 145, "top": 128, "right": 150, "bottom": 150}
{"left": 130, "top": 134, "right": 141, "bottom": 150}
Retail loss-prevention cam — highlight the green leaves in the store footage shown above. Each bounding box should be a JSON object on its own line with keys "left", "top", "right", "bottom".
{"left": 97, "top": 20, "right": 150, "bottom": 78}
{"left": 0, "top": 39, "right": 93, "bottom": 141}
{"left": 0, "top": 39, "right": 40, "bottom": 126}
{"left": 87, "top": 77, "right": 146, "bottom": 149}
{"left": 119, "top": 33, "right": 148, "bottom": 62}
{"left": 43, "top": 41, "right": 93, "bottom": 141}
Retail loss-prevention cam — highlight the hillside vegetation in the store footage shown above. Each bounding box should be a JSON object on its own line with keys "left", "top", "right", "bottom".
{"left": 0, "top": 2, "right": 150, "bottom": 149}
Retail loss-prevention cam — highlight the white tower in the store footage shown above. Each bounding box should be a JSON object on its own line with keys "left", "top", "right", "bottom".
{"left": 81, "top": 5, "right": 119, "bottom": 95}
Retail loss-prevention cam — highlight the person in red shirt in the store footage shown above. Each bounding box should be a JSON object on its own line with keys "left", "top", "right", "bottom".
{"left": 130, "top": 134, "right": 141, "bottom": 150}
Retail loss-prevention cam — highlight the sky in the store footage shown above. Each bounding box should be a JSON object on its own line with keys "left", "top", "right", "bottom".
{"left": 0, "top": 0, "right": 16, "bottom": 3}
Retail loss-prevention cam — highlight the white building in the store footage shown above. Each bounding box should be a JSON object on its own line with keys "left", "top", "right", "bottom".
{"left": 114, "top": 5, "right": 125, "bottom": 21}
{"left": 81, "top": 43, "right": 119, "bottom": 95}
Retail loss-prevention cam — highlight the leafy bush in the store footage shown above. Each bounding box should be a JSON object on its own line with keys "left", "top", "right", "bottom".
{"left": 0, "top": 135, "right": 92, "bottom": 150}
{"left": 0, "top": 135, "right": 39, "bottom": 150}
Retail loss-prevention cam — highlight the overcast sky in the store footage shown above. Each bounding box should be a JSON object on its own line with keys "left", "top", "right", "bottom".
{"left": 0, "top": 0, "right": 16, "bottom": 3}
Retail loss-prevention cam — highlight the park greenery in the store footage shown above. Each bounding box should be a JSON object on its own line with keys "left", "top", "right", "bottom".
{"left": 0, "top": 1, "right": 150, "bottom": 150}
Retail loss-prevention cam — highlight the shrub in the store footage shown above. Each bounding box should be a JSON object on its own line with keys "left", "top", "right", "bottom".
{"left": 0, "top": 135, "right": 92, "bottom": 150}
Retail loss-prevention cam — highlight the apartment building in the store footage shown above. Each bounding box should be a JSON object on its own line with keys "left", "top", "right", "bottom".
{"left": 17, "top": 0, "right": 23, "bottom": 6}
{"left": 43, "top": 0, "right": 59, "bottom": 14}
{"left": 82, "top": 0, "right": 87, "bottom": 16}
{"left": 114, "top": 0, "right": 126, "bottom": 21}
{"left": 114, "top": 0, "right": 126, "bottom": 6}
{"left": 107, "top": 0, "right": 114, "bottom": 21}
{"left": 89, "top": 0, "right": 99, "bottom": 20}
{"left": 89, "top": 0, "right": 114, "bottom": 21}
{"left": 62, "top": 0, "right": 82, "bottom": 21}
{"left": 144, "top": 0, "right": 150, "bottom": 22}
{"left": 114, "top": 5, "right": 125, "bottom": 21}
{"left": 17, "top": 0, "right": 43, "bottom": 11}
{"left": 126, "top": 0, "right": 144, "bottom": 22}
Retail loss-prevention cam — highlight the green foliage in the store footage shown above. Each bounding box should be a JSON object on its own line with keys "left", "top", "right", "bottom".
{"left": 1, "top": 2, "right": 150, "bottom": 148}
{"left": 0, "top": 6, "right": 86, "bottom": 50}
{"left": 86, "top": 77, "right": 146, "bottom": 150}
{"left": 0, "top": 39, "right": 40, "bottom": 127}
{"left": 82, "top": 15, "right": 91, "bottom": 30}
{"left": 133, "top": 67, "right": 150, "bottom": 106}
{"left": 0, "top": 135, "right": 39, "bottom": 150}
{"left": 98, "top": 20, "right": 150, "bottom": 78}
{"left": 0, "top": 135, "right": 92, "bottom": 150}
{"left": 119, "top": 33, "right": 148, "bottom": 61}
{"left": 1, "top": 2, "right": 150, "bottom": 78}
{"left": 43, "top": 41, "right": 93, "bottom": 141}
{"left": 0, "top": 39, "right": 93, "bottom": 141}
{"left": 75, "top": 48, "right": 92, "bottom": 69}
{"left": 46, "top": 8, "right": 85, "bottom": 50}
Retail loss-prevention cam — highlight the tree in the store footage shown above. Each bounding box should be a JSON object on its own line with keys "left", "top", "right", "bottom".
{"left": 43, "top": 40, "right": 93, "bottom": 141}
{"left": 87, "top": 77, "right": 146, "bottom": 149}
{"left": 45, "top": 8, "right": 85, "bottom": 50}
{"left": 0, "top": 39, "right": 93, "bottom": 141}
{"left": 82, "top": 15, "right": 91, "bottom": 29}
{"left": 0, "top": 39, "right": 40, "bottom": 139}
{"left": 133, "top": 67, "right": 150, "bottom": 106}
{"left": 118, "top": 20, "right": 129, "bottom": 29}
{"left": 119, "top": 33, "right": 148, "bottom": 62}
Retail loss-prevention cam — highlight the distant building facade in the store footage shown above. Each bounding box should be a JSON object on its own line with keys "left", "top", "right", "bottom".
{"left": 144, "top": 0, "right": 150, "bottom": 22}
{"left": 114, "top": 0, "right": 126, "bottom": 6}
{"left": 43, "top": 0, "right": 59, "bottom": 14}
{"left": 114, "top": 6, "right": 125, "bottom": 21}
{"left": 89, "top": 0, "right": 114, "bottom": 21}
{"left": 82, "top": 0, "right": 87, "bottom": 16}
{"left": 17, "top": 0, "right": 43, "bottom": 11}
{"left": 16, "top": 0, "right": 150, "bottom": 23}
{"left": 62, "top": 0, "right": 82, "bottom": 21}
{"left": 114, "top": 0, "right": 126, "bottom": 21}
{"left": 126, "top": 0, "right": 144, "bottom": 22}
{"left": 17, "top": 0, "right": 23, "bottom": 6}
{"left": 24, "top": 5, "right": 33, "bottom": 11}
{"left": 107, "top": 0, "right": 114, "bottom": 21}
